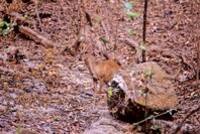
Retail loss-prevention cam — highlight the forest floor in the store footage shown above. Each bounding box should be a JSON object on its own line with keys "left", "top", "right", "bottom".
{"left": 0, "top": 0, "right": 199, "bottom": 133}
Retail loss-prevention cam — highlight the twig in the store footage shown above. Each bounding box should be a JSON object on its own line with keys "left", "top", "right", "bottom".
{"left": 101, "top": 21, "right": 110, "bottom": 42}
{"left": 196, "top": 39, "right": 200, "bottom": 81}
{"left": 67, "top": 0, "right": 86, "bottom": 55}
{"left": 133, "top": 109, "right": 174, "bottom": 126}
{"left": 172, "top": 105, "right": 200, "bottom": 134}
{"left": 85, "top": 11, "right": 93, "bottom": 27}
{"left": 32, "top": 0, "right": 42, "bottom": 32}
{"left": 73, "top": 27, "right": 86, "bottom": 51}
{"left": 141, "top": 0, "right": 149, "bottom": 62}
{"left": 101, "top": 1, "right": 111, "bottom": 47}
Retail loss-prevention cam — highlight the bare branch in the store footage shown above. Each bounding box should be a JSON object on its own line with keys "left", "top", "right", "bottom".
{"left": 19, "top": 26, "right": 55, "bottom": 48}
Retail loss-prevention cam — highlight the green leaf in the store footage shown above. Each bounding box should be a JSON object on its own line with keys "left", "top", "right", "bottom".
{"left": 0, "top": 21, "right": 9, "bottom": 29}
{"left": 16, "top": 126, "right": 22, "bottom": 134}
{"left": 127, "top": 29, "right": 136, "bottom": 36}
{"left": 150, "top": 124, "right": 161, "bottom": 131}
{"left": 144, "top": 68, "right": 154, "bottom": 79}
{"left": 53, "top": 116, "right": 60, "bottom": 121}
{"left": 0, "top": 20, "right": 12, "bottom": 36}
{"left": 94, "top": 15, "right": 102, "bottom": 24}
{"left": 107, "top": 87, "right": 113, "bottom": 98}
{"left": 127, "top": 11, "right": 140, "bottom": 19}
{"left": 99, "top": 36, "right": 109, "bottom": 44}
{"left": 124, "top": 2, "right": 133, "bottom": 11}
{"left": 138, "top": 42, "right": 146, "bottom": 51}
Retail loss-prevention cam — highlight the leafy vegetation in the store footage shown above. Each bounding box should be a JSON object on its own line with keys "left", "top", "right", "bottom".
{"left": 0, "top": 20, "right": 12, "bottom": 36}
{"left": 124, "top": 1, "right": 140, "bottom": 19}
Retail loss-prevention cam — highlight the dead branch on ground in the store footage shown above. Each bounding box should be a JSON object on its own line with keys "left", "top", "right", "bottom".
{"left": 19, "top": 26, "right": 54, "bottom": 48}
{"left": 10, "top": 12, "right": 56, "bottom": 48}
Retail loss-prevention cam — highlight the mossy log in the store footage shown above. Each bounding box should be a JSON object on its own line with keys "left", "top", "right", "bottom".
{"left": 107, "top": 62, "right": 178, "bottom": 122}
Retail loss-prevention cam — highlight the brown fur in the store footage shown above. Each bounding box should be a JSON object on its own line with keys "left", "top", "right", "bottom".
{"left": 85, "top": 54, "right": 121, "bottom": 93}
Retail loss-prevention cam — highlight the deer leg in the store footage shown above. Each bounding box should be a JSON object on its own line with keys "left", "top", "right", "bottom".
{"left": 97, "top": 79, "right": 104, "bottom": 94}
{"left": 92, "top": 78, "right": 98, "bottom": 91}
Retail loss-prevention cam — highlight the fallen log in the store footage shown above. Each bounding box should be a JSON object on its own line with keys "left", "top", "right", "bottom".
{"left": 9, "top": 12, "right": 55, "bottom": 48}
{"left": 19, "top": 26, "right": 54, "bottom": 48}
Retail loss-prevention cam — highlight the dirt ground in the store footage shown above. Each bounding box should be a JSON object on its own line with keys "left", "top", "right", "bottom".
{"left": 0, "top": 0, "right": 199, "bottom": 133}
